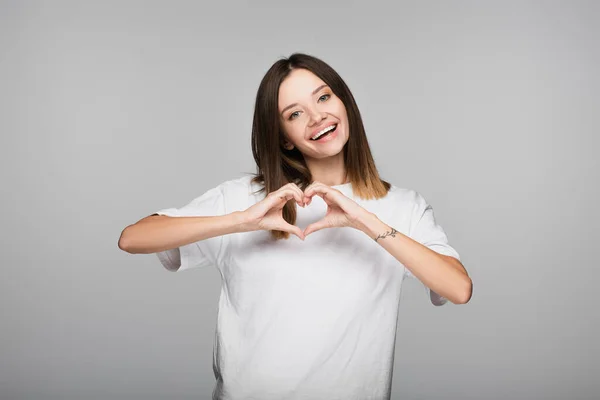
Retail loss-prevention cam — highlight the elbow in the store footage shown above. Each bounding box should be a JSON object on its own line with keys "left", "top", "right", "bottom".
{"left": 454, "top": 276, "right": 473, "bottom": 304}
{"left": 118, "top": 226, "right": 135, "bottom": 253}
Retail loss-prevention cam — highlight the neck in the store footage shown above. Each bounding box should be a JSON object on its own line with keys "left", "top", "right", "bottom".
{"left": 304, "top": 152, "right": 347, "bottom": 186}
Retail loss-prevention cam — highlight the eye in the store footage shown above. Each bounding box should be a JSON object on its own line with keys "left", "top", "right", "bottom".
{"left": 288, "top": 111, "right": 300, "bottom": 120}
{"left": 318, "top": 94, "right": 330, "bottom": 102}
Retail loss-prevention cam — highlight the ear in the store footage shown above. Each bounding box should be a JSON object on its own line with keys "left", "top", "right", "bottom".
{"left": 281, "top": 136, "right": 294, "bottom": 150}
{"left": 280, "top": 128, "right": 294, "bottom": 150}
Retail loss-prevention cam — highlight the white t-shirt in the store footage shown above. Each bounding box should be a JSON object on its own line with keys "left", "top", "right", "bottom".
{"left": 154, "top": 175, "right": 461, "bottom": 400}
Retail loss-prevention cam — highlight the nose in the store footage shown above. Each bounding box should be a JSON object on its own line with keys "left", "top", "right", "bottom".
{"left": 307, "top": 106, "right": 326, "bottom": 126}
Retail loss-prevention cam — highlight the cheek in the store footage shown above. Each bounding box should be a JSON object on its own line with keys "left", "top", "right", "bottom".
{"left": 331, "top": 99, "right": 348, "bottom": 118}
{"left": 283, "top": 122, "right": 304, "bottom": 142}
{"left": 341, "top": 106, "right": 350, "bottom": 124}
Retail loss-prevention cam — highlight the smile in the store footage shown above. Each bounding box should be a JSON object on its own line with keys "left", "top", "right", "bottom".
{"left": 310, "top": 124, "right": 337, "bottom": 141}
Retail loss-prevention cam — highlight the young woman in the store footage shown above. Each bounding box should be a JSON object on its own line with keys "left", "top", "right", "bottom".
{"left": 119, "top": 53, "right": 472, "bottom": 400}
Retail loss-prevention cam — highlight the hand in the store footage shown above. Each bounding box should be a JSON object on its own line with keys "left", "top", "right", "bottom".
{"left": 302, "top": 181, "right": 372, "bottom": 237}
{"left": 242, "top": 183, "right": 307, "bottom": 240}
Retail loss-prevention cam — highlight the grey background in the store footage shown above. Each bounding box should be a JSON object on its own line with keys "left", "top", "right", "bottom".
{"left": 1, "top": 0, "right": 598, "bottom": 399}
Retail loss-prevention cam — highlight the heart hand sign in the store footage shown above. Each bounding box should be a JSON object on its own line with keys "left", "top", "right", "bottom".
{"left": 302, "top": 181, "right": 368, "bottom": 237}
{"left": 241, "top": 181, "right": 372, "bottom": 240}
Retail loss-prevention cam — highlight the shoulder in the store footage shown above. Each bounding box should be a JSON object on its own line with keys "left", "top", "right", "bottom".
{"left": 385, "top": 183, "right": 427, "bottom": 209}
{"left": 356, "top": 182, "right": 425, "bottom": 218}
{"left": 218, "top": 174, "right": 258, "bottom": 191}
{"left": 213, "top": 174, "right": 262, "bottom": 200}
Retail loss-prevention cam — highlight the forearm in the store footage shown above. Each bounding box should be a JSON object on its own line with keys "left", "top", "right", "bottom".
{"left": 119, "top": 211, "right": 249, "bottom": 254}
{"left": 355, "top": 212, "right": 472, "bottom": 304}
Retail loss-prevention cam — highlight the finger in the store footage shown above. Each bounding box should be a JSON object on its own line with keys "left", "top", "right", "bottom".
{"left": 278, "top": 222, "right": 305, "bottom": 241}
{"left": 284, "top": 186, "right": 306, "bottom": 207}
{"left": 304, "top": 219, "right": 330, "bottom": 237}
{"left": 271, "top": 188, "right": 304, "bottom": 208}
{"left": 286, "top": 182, "right": 305, "bottom": 203}
{"left": 301, "top": 182, "right": 315, "bottom": 206}
{"left": 292, "top": 225, "right": 306, "bottom": 241}
{"left": 288, "top": 183, "right": 307, "bottom": 207}
{"left": 267, "top": 191, "right": 291, "bottom": 208}
{"left": 303, "top": 182, "right": 324, "bottom": 205}
{"left": 304, "top": 184, "right": 336, "bottom": 204}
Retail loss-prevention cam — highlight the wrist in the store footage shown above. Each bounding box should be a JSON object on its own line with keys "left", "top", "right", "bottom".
{"left": 353, "top": 212, "right": 387, "bottom": 238}
{"left": 233, "top": 211, "right": 256, "bottom": 233}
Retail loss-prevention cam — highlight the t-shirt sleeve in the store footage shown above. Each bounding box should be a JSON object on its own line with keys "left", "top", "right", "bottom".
{"left": 153, "top": 184, "right": 229, "bottom": 272}
{"left": 404, "top": 192, "right": 462, "bottom": 306}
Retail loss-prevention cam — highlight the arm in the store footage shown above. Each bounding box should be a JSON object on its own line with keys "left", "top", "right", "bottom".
{"left": 119, "top": 182, "right": 309, "bottom": 255}
{"left": 357, "top": 213, "right": 472, "bottom": 304}
{"left": 300, "top": 182, "right": 472, "bottom": 304}
{"left": 118, "top": 211, "right": 250, "bottom": 254}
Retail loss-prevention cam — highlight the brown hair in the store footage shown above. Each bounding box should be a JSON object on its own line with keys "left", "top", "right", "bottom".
{"left": 250, "top": 53, "right": 391, "bottom": 240}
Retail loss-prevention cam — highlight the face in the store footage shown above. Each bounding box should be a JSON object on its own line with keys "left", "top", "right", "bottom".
{"left": 278, "top": 68, "right": 349, "bottom": 160}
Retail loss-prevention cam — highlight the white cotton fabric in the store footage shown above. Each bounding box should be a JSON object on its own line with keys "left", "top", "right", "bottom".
{"left": 154, "top": 175, "right": 461, "bottom": 400}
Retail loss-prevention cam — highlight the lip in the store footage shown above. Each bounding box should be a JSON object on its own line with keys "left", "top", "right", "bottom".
{"left": 306, "top": 122, "right": 338, "bottom": 140}
{"left": 311, "top": 125, "right": 338, "bottom": 143}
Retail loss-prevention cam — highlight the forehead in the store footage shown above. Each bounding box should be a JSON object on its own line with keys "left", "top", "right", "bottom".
{"left": 278, "top": 69, "right": 326, "bottom": 109}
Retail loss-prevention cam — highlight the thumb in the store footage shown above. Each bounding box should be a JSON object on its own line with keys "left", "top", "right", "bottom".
{"left": 304, "top": 219, "right": 330, "bottom": 237}
{"left": 278, "top": 221, "right": 305, "bottom": 241}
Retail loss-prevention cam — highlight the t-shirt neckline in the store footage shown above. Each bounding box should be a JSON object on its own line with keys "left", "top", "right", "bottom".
{"left": 331, "top": 182, "right": 352, "bottom": 190}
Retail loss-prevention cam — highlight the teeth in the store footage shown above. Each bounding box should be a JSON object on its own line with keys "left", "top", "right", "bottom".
{"left": 311, "top": 125, "right": 336, "bottom": 140}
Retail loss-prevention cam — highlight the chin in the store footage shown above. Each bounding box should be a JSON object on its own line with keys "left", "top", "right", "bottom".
{"left": 313, "top": 145, "right": 346, "bottom": 160}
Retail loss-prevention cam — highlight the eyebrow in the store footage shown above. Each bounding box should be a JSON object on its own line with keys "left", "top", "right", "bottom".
{"left": 280, "top": 84, "right": 330, "bottom": 116}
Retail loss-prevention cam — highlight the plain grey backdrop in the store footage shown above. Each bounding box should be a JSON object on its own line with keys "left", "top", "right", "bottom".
{"left": 2, "top": 0, "right": 598, "bottom": 399}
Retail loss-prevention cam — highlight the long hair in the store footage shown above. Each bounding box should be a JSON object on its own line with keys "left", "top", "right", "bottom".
{"left": 251, "top": 53, "right": 391, "bottom": 240}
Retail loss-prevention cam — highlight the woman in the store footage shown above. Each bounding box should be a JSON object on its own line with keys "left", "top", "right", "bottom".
{"left": 119, "top": 53, "right": 472, "bottom": 400}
